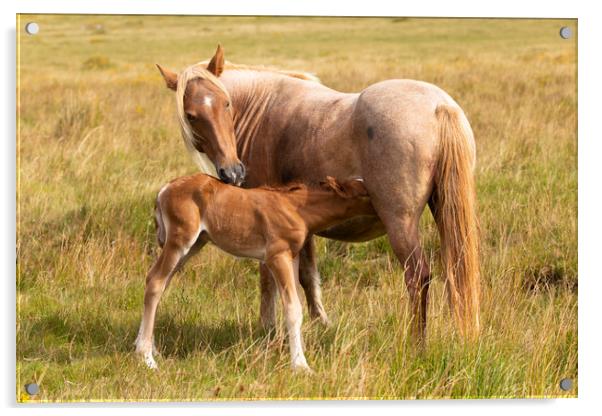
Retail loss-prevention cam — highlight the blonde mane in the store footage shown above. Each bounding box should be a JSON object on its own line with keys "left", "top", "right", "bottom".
{"left": 196, "top": 59, "right": 321, "bottom": 83}
{"left": 176, "top": 61, "right": 320, "bottom": 176}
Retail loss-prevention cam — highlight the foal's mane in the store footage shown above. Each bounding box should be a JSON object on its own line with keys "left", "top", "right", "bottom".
{"left": 259, "top": 181, "right": 339, "bottom": 196}
{"left": 259, "top": 183, "right": 309, "bottom": 193}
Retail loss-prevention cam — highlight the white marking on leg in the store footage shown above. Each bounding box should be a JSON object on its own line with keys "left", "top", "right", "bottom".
{"left": 135, "top": 320, "right": 158, "bottom": 370}
{"left": 286, "top": 302, "right": 310, "bottom": 371}
{"left": 135, "top": 316, "right": 145, "bottom": 344}
{"left": 144, "top": 351, "right": 158, "bottom": 370}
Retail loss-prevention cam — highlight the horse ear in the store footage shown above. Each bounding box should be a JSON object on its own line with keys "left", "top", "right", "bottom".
{"left": 207, "top": 44, "right": 225, "bottom": 77}
{"left": 156, "top": 64, "right": 177, "bottom": 91}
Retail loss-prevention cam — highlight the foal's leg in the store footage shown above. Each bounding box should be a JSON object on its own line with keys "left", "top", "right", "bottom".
{"left": 135, "top": 236, "right": 206, "bottom": 369}
{"left": 135, "top": 243, "right": 184, "bottom": 369}
{"left": 259, "top": 263, "right": 278, "bottom": 330}
{"left": 266, "top": 251, "right": 310, "bottom": 371}
{"left": 260, "top": 239, "right": 329, "bottom": 329}
{"left": 298, "top": 237, "right": 329, "bottom": 325}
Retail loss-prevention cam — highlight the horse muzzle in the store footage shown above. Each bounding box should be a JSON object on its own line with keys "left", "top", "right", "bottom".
{"left": 217, "top": 163, "right": 246, "bottom": 186}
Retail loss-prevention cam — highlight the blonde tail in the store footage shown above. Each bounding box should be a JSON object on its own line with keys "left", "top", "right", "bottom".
{"left": 433, "top": 104, "right": 481, "bottom": 338}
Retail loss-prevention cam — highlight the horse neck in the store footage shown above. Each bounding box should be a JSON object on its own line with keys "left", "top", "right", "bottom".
{"left": 292, "top": 190, "right": 374, "bottom": 233}
{"left": 222, "top": 70, "right": 355, "bottom": 158}
{"left": 222, "top": 71, "right": 278, "bottom": 150}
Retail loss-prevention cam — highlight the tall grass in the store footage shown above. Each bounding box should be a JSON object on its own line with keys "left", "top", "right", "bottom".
{"left": 17, "top": 15, "right": 577, "bottom": 401}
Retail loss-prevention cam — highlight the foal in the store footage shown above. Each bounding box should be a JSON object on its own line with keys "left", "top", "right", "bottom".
{"left": 135, "top": 174, "right": 374, "bottom": 371}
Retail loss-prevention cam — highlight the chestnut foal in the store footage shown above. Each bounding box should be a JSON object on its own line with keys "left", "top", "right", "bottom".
{"left": 135, "top": 174, "right": 374, "bottom": 371}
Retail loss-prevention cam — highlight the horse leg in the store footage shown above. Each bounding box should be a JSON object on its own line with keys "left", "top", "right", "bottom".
{"left": 266, "top": 251, "right": 310, "bottom": 371}
{"left": 135, "top": 243, "right": 183, "bottom": 369}
{"left": 357, "top": 168, "right": 433, "bottom": 342}
{"left": 135, "top": 236, "right": 206, "bottom": 369}
{"left": 298, "top": 237, "right": 329, "bottom": 325}
{"left": 259, "top": 263, "right": 278, "bottom": 330}
{"left": 380, "top": 214, "right": 431, "bottom": 343}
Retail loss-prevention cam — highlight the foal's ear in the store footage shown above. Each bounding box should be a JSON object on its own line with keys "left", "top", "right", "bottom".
{"left": 340, "top": 178, "right": 369, "bottom": 198}
{"left": 156, "top": 64, "right": 178, "bottom": 91}
{"left": 207, "top": 44, "right": 225, "bottom": 77}
{"left": 320, "top": 176, "right": 343, "bottom": 196}
{"left": 321, "top": 176, "right": 369, "bottom": 198}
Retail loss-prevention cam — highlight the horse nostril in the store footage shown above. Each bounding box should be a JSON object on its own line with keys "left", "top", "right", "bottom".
{"left": 218, "top": 168, "right": 230, "bottom": 183}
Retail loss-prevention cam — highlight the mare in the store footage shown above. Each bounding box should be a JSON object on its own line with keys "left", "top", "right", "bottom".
{"left": 155, "top": 45, "right": 480, "bottom": 342}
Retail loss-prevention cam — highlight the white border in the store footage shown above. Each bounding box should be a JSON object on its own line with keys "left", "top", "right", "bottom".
{"left": 3, "top": 0, "right": 601, "bottom": 415}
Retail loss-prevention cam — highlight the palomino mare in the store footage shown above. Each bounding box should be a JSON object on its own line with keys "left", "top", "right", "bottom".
{"left": 156, "top": 45, "right": 480, "bottom": 341}
{"left": 136, "top": 174, "right": 374, "bottom": 370}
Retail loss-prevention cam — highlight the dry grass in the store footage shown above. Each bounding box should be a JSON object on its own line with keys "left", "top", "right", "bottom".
{"left": 17, "top": 15, "right": 577, "bottom": 401}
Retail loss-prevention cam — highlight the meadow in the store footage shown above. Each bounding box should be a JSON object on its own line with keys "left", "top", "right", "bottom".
{"left": 17, "top": 15, "right": 577, "bottom": 401}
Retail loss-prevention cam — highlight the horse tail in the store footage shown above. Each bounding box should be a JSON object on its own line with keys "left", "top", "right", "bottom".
{"left": 432, "top": 104, "right": 480, "bottom": 338}
{"left": 154, "top": 195, "right": 166, "bottom": 249}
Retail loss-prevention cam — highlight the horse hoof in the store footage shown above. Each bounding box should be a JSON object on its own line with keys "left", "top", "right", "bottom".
{"left": 144, "top": 355, "right": 158, "bottom": 370}
{"left": 310, "top": 310, "right": 331, "bottom": 327}
{"left": 261, "top": 320, "right": 276, "bottom": 332}
{"left": 295, "top": 366, "right": 314, "bottom": 375}
{"left": 291, "top": 361, "right": 312, "bottom": 374}
{"left": 319, "top": 316, "right": 331, "bottom": 327}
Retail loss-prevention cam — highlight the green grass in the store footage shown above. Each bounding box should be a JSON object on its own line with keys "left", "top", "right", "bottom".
{"left": 17, "top": 15, "right": 577, "bottom": 401}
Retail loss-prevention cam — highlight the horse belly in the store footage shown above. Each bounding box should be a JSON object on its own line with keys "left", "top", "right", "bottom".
{"left": 316, "top": 215, "right": 385, "bottom": 242}
{"left": 207, "top": 230, "right": 267, "bottom": 261}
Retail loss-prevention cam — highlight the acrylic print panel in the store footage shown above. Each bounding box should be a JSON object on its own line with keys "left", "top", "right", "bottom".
{"left": 16, "top": 14, "right": 577, "bottom": 402}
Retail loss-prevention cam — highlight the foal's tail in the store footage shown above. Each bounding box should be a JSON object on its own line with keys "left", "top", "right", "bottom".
{"left": 154, "top": 197, "right": 166, "bottom": 249}
{"left": 432, "top": 104, "right": 480, "bottom": 338}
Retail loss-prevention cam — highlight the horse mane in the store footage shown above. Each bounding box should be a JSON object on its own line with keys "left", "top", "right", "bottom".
{"left": 198, "top": 59, "right": 321, "bottom": 83}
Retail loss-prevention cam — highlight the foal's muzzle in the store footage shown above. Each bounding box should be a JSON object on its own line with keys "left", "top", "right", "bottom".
{"left": 217, "top": 163, "right": 246, "bottom": 186}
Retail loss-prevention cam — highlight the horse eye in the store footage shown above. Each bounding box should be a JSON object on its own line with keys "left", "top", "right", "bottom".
{"left": 225, "top": 102, "right": 231, "bottom": 108}
{"left": 186, "top": 113, "right": 197, "bottom": 122}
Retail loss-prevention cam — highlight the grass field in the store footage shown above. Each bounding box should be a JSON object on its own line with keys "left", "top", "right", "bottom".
{"left": 16, "top": 15, "right": 577, "bottom": 401}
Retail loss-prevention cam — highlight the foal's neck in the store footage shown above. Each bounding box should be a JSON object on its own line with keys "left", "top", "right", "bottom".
{"left": 294, "top": 190, "right": 374, "bottom": 234}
